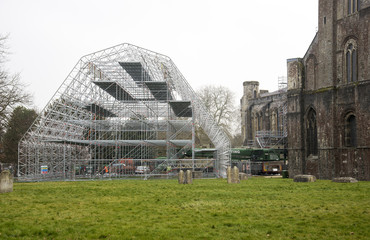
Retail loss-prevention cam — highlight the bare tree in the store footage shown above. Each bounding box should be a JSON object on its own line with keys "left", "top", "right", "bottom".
{"left": 0, "top": 35, "right": 8, "bottom": 63}
{"left": 196, "top": 85, "right": 242, "bottom": 147}
{"left": 231, "top": 104, "right": 243, "bottom": 147}
{"left": 0, "top": 34, "right": 31, "bottom": 139}
{"left": 197, "top": 85, "right": 236, "bottom": 134}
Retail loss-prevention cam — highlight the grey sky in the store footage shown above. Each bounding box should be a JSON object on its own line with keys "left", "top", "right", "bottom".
{"left": 0, "top": 0, "right": 318, "bottom": 109}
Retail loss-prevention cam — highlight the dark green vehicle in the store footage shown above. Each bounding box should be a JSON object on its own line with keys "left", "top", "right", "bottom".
{"left": 186, "top": 148, "right": 287, "bottom": 175}
{"left": 230, "top": 148, "right": 287, "bottom": 175}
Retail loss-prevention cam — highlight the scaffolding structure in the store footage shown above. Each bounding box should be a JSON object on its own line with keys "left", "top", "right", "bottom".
{"left": 18, "top": 44, "right": 231, "bottom": 181}
{"left": 255, "top": 77, "right": 287, "bottom": 148}
{"left": 278, "top": 76, "right": 287, "bottom": 90}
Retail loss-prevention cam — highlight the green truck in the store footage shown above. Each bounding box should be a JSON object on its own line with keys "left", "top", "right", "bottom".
{"left": 186, "top": 148, "right": 287, "bottom": 175}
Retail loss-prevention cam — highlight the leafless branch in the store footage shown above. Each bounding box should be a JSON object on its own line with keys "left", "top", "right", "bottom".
{"left": 0, "top": 34, "right": 32, "bottom": 136}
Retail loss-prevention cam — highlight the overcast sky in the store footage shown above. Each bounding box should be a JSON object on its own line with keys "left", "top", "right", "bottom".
{"left": 0, "top": 0, "right": 318, "bottom": 110}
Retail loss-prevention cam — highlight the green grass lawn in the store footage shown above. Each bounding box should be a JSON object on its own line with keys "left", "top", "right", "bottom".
{"left": 0, "top": 178, "right": 369, "bottom": 240}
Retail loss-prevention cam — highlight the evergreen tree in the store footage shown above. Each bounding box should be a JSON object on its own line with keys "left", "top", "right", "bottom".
{"left": 2, "top": 106, "right": 37, "bottom": 167}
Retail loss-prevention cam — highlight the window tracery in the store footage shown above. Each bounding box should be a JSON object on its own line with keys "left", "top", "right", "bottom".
{"left": 348, "top": 0, "right": 359, "bottom": 14}
{"left": 344, "top": 40, "right": 358, "bottom": 82}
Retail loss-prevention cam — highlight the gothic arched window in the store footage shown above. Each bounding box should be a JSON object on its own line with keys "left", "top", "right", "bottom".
{"left": 348, "top": 0, "right": 359, "bottom": 14}
{"left": 345, "top": 114, "right": 357, "bottom": 147}
{"left": 306, "top": 108, "right": 318, "bottom": 156}
{"left": 345, "top": 42, "right": 358, "bottom": 82}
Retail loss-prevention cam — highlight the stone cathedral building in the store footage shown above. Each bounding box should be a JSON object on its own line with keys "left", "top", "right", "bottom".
{"left": 287, "top": 0, "right": 370, "bottom": 181}
{"left": 241, "top": 0, "right": 370, "bottom": 180}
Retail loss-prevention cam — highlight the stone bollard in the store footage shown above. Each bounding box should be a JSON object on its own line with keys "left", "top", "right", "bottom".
{"left": 239, "top": 172, "right": 248, "bottom": 180}
{"left": 185, "top": 170, "right": 193, "bottom": 184}
{"left": 0, "top": 170, "right": 13, "bottom": 193}
{"left": 178, "top": 170, "right": 185, "bottom": 184}
{"left": 232, "top": 166, "right": 240, "bottom": 183}
{"left": 227, "top": 166, "right": 240, "bottom": 184}
{"left": 293, "top": 174, "right": 316, "bottom": 182}
{"left": 227, "top": 166, "right": 232, "bottom": 184}
{"left": 179, "top": 170, "right": 193, "bottom": 184}
{"left": 192, "top": 171, "right": 202, "bottom": 179}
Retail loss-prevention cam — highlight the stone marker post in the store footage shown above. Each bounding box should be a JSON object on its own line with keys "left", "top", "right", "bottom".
{"left": 178, "top": 170, "right": 185, "bottom": 184}
{"left": 227, "top": 166, "right": 240, "bottom": 184}
{"left": 178, "top": 170, "right": 193, "bottom": 184}
{"left": 232, "top": 166, "right": 240, "bottom": 183}
{"left": 227, "top": 166, "right": 232, "bottom": 184}
{"left": 185, "top": 170, "right": 193, "bottom": 184}
{"left": 0, "top": 170, "right": 13, "bottom": 193}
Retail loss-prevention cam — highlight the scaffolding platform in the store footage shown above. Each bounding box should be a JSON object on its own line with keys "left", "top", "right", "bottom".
{"left": 119, "top": 62, "right": 152, "bottom": 82}
{"left": 144, "top": 81, "right": 172, "bottom": 101}
{"left": 170, "top": 101, "right": 192, "bottom": 117}
{"left": 85, "top": 103, "right": 117, "bottom": 118}
{"left": 93, "top": 81, "right": 135, "bottom": 101}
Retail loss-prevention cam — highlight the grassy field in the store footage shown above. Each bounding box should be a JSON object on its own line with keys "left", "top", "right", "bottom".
{"left": 0, "top": 177, "right": 369, "bottom": 240}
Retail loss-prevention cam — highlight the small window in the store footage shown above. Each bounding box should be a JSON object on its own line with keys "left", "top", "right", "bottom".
{"left": 323, "top": 17, "right": 326, "bottom": 25}
{"left": 345, "top": 43, "right": 357, "bottom": 82}
{"left": 253, "top": 90, "right": 257, "bottom": 98}
{"left": 345, "top": 114, "right": 357, "bottom": 147}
